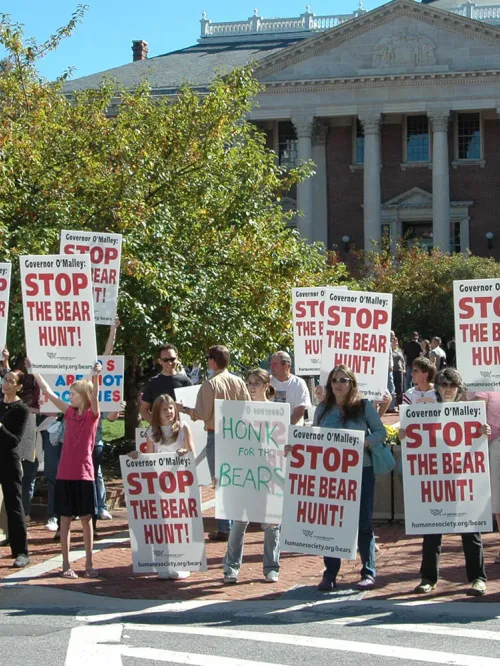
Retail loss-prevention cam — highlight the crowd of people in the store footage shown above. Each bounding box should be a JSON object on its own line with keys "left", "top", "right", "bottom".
{"left": 0, "top": 328, "right": 498, "bottom": 598}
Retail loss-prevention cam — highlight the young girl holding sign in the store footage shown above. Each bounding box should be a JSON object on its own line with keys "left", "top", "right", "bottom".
{"left": 130, "top": 393, "right": 194, "bottom": 579}
{"left": 400, "top": 368, "right": 490, "bottom": 596}
{"left": 32, "top": 362, "right": 102, "bottom": 579}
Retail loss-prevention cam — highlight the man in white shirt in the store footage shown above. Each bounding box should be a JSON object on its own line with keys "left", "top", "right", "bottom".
{"left": 429, "top": 337, "right": 447, "bottom": 371}
{"left": 270, "top": 351, "right": 311, "bottom": 425}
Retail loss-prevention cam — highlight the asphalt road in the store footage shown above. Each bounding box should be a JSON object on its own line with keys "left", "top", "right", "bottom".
{"left": 1, "top": 585, "right": 500, "bottom": 666}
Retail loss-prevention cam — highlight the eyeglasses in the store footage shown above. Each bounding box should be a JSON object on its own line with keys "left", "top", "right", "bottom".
{"left": 161, "top": 357, "right": 177, "bottom": 363}
{"left": 331, "top": 377, "right": 351, "bottom": 384}
{"left": 439, "top": 381, "right": 458, "bottom": 389}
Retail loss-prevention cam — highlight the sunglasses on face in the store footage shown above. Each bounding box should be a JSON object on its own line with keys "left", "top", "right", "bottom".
{"left": 161, "top": 357, "right": 177, "bottom": 363}
{"left": 439, "top": 381, "right": 458, "bottom": 388}
{"left": 331, "top": 377, "right": 351, "bottom": 384}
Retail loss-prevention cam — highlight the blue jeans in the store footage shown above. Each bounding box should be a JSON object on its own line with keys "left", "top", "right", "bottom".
{"left": 323, "top": 465, "right": 376, "bottom": 582}
{"left": 92, "top": 442, "right": 107, "bottom": 513}
{"left": 42, "top": 432, "right": 62, "bottom": 520}
{"left": 21, "top": 458, "right": 39, "bottom": 516}
{"left": 223, "top": 521, "right": 280, "bottom": 577}
{"left": 207, "top": 430, "right": 231, "bottom": 535}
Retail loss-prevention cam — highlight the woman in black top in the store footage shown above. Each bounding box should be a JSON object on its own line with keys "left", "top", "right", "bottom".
{"left": 0, "top": 370, "right": 30, "bottom": 566}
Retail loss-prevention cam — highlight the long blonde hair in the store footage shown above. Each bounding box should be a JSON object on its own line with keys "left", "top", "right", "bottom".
{"left": 70, "top": 379, "right": 93, "bottom": 411}
{"left": 150, "top": 394, "right": 181, "bottom": 445}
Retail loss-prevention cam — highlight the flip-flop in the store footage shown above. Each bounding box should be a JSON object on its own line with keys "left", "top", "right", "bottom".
{"left": 61, "top": 568, "right": 78, "bottom": 579}
{"left": 83, "top": 568, "right": 99, "bottom": 578}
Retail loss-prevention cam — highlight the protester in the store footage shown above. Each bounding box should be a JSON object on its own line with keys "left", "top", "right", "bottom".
{"left": 391, "top": 336, "right": 405, "bottom": 408}
{"left": 32, "top": 362, "right": 102, "bottom": 579}
{"left": 403, "top": 332, "right": 422, "bottom": 388}
{"left": 177, "top": 345, "right": 250, "bottom": 541}
{"left": 140, "top": 344, "right": 192, "bottom": 424}
{"left": 402, "top": 357, "right": 437, "bottom": 405}
{"left": 130, "top": 393, "right": 194, "bottom": 579}
{"left": 400, "top": 368, "right": 490, "bottom": 596}
{"left": 420, "top": 339, "right": 431, "bottom": 359}
{"left": 222, "top": 369, "right": 281, "bottom": 584}
{"left": 387, "top": 333, "right": 396, "bottom": 412}
{"left": 270, "top": 351, "right": 311, "bottom": 425}
{"left": 429, "top": 337, "right": 447, "bottom": 371}
{"left": 313, "top": 364, "right": 386, "bottom": 591}
{"left": 0, "top": 370, "right": 31, "bottom": 567}
{"left": 446, "top": 336, "right": 456, "bottom": 368}
{"left": 469, "top": 391, "right": 500, "bottom": 564}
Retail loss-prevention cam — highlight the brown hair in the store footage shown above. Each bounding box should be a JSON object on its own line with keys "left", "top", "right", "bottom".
{"left": 150, "top": 394, "right": 181, "bottom": 445}
{"left": 412, "top": 356, "right": 436, "bottom": 382}
{"left": 247, "top": 368, "right": 275, "bottom": 400}
{"left": 321, "top": 365, "right": 364, "bottom": 424}
{"left": 435, "top": 368, "right": 466, "bottom": 402}
{"left": 208, "top": 345, "right": 230, "bottom": 369}
{"left": 70, "top": 379, "right": 93, "bottom": 411}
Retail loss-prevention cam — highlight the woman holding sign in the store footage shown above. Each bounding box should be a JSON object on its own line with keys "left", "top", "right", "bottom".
{"left": 400, "top": 368, "right": 490, "bottom": 596}
{"left": 222, "top": 369, "right": 282, "bottom": 584}
{"left": 314, "top": 365, "right": 386, "bottom": 591}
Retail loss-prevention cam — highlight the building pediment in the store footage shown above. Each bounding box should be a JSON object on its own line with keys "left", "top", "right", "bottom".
{"left": 255, "top": 0, "right": 500, "bottom": 83}
{"left": 383, "top": 187, "right": 433, "bottom": 208}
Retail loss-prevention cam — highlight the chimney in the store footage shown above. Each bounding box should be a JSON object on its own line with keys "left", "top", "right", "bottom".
{"left": 132, "top": 40, "right": 149, "bottom": 62}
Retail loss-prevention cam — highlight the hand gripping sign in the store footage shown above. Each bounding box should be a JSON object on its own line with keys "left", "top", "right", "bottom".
{"left": 453, "top": 279, "right": 500, "bottom": 391}
{"left": 400, "top": 402, "right": 492, "bottom": 534}
{"left": 20, "top": 255, "right": 97, "bottom": 373}
{"left": 281, "top": 426, "right": 364, "bottom": 558}
{"left": 0, "top": 263, "right": 11, "bottom": 350}
{"left": 60, "top": 230, "right": 122, "bottom": 326}
{"left": 120, "top": 452, "right": 207, "bottom": 573}
{"left": 320, "top": 288, "right": 392, "bottom": 400}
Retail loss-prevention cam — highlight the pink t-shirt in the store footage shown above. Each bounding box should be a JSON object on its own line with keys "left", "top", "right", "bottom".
{"left": 469, "top": 392, "right": 500, "bottom": 442}
{"left": 57, "top": 407, "right": 99, "bottom": 481}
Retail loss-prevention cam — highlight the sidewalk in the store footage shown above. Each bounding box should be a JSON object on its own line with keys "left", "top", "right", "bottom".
{"left": 2, "top": 486, "right": 500, "bottom": 604}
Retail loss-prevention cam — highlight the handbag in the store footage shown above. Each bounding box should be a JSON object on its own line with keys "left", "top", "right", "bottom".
{"left": 369, "top": 441, "right": 396, "bottom": 476}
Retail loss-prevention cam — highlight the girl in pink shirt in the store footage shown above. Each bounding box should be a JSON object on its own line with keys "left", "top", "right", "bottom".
{"left": 33, "top": 362, "right": 101, "bottom": 579}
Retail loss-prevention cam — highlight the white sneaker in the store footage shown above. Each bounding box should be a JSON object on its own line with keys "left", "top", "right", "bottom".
{"left": 159, "top": 570, "right": 191, "bottom": 580}
{"left": 98, "top": 509, "right": 113, "bottom": 520}
{"left": 265, "top": 571, "right": 279, "bottom": 583}
{"left": 45, "top": 518, "right": 58, "bottom": 532}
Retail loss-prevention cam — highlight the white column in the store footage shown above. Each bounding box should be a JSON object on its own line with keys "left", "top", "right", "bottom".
{"left": 359, "top": 113, "right": 381, "bottom": 250}
{"left": 312, "top": 120, "right": 328, "bottom": 247}
{"left": 429, "top": 111, "right": 450, "bottom": 252}
{"left": 292, "top": 116, "right": 314, "bottom": 241}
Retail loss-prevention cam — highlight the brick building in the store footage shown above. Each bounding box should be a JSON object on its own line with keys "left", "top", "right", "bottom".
{"left": 64, "top": 0, "right": 500, "bottom": 257}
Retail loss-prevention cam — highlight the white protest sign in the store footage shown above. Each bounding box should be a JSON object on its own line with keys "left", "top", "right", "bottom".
{"left": 292, "top": 286, "right": 347, "bottom": 376}
{"left": 0, "top": 263, "right": 11, "bottom": 350}
{"left": 60, "top": 230, "right": 122, "bottom": 326}
{"left": 281, "top": 426, "right": 364, "bottom": 558}
{"left": 401, "top": 402, "right": 492, "bottom": 534}
{"left": 20, "top": 255, "right": 97, "bottom": 373}
{"left": 39, "top": 356, "right": 124, "bottom": 413}
{"left": 320, "top": 289, "right": 392, "bottom": 400}
{"left": 175, "top": 385, "right": 211, "bottom": 486}
{"left": 214, "top": 399, "right": 290, "bottom": 523}
{"left": 120, "top": 452, "right": 207, "bottom": 573}
{"left": 454, "top": 279, "right": 500, "bottom": 391}
{"left": 135, "top": 427, "right": 149, "bottom": 452}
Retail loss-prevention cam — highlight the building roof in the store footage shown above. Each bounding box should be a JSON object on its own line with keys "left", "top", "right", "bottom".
{"left": 62, "top": 37, "right": 303, "bottom": 94}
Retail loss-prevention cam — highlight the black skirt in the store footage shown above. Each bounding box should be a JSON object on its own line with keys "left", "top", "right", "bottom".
{"left": 55, "top": 479, "right": 95, "bottom": 517}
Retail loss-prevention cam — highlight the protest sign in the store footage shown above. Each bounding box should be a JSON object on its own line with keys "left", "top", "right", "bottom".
{"left": 60, "top": 230, "right": 122, "bottom": 326}
{"left": 20, "top": 254, "right": 97, "bottom": 373}
{"left": 136, "top": 427, "right": 149, "bottom": 452}
{"left": 39, "top": 356, "right": 124, "bottom": 413}
{"left": 120, "top": 452, "right": 207, "bottom": 573}
{"left": 454, "top": 279, "right": 500, "bottom": 391}
{"left": 0, "top": 263, "right": 11, "bottom": 350}
{"left": 320, "top": 288, "right": 392, "bottom": 399}
{"left": 292, "top": 287, "right": 348, "bottom": 376}
{"left": 281, "top": 425, "right": 364, "bottom": 558}
{"left": 400, "top": 402, "right": 492, "bottom": 534}
{"left": 214, "top": 399, "right": 290, "bottom": 523}
{"left": 175, "top": 385, "right": 211, "bottom": 486}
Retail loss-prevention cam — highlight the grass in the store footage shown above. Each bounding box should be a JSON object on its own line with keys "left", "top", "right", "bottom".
{"left": 102, "top": 417, "right": 125, "bottom": 442}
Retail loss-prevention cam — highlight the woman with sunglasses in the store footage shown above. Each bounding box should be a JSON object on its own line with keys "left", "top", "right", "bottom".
{"left": 314, "top": 365, "right": 386, "bottom": 591}
{"left": 400, "top": 368, "right": 489, "bottom": 596}
{"left": 0, "top": 370, "right": 31, "bottom": 567}
{"left": 222, "top": 369, "right": 282, "bottom": 584}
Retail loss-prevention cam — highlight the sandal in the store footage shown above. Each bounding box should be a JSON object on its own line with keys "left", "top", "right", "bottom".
{"left": 61, "top": 568, "right": 79, "bottom": 579}
{"left": 83, "top": 568, "right": 99, "bottom": 578}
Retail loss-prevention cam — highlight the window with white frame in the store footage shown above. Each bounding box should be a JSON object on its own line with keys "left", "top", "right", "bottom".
{"left": 278, "top": 121, "right": 298, "bottom": 168}
{"left": 355, "top": 119, "right": 364, "bottom": 164}
{"left": 450, "top": 221, "right": 461, "bottom": 254}
{"left": 457, "top": 113, "right": 481, "bottom": 160}
{"left": 406, "top": 115, "right": 430, "bottom": 162}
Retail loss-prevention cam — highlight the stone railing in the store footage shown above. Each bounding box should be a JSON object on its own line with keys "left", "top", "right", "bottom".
{"left": 200, "top": 6, "right": 366, "bottom": 38}
{"left": 447, "top": 2, "right": 500, "bottom": 22}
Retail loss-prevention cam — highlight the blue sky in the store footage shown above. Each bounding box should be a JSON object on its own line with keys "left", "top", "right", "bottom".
{"left": 2, "top": 0, "right": 382, "bottom": 80}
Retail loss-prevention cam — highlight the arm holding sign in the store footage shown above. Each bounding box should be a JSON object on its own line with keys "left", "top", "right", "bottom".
{"left": 104, "top": 317, "right": 120, "bottom": 356}
{"left": 31, "top": 365, "right": 69, "bottom": 414}
{"left": 90, "top": 362, "right": 102, "bottom": 417}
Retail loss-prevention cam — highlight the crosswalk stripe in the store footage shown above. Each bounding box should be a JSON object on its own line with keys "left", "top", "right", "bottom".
{"left": 126, "top": 624, "right": 500, "bottom": 665}
{"left": 327, "top": 618, "right": 500, "bottom": 641}
{"left": 122, "top": 647, "right": 284, "bottom": 666}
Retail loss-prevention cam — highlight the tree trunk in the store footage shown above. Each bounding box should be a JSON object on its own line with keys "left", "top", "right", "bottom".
{"left": 124, "top": 354, "right": 143, "bottom": 440}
